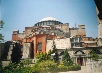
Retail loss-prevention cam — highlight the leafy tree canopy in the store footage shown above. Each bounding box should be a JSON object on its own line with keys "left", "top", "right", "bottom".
{"left": 0, "top": 20, "right": 4, "bottom": 42}
{"left": 0, "top": 20, "right": 4, "bottom": 29}
{"left": 51, "top": 40, "right": 59, "bottom": 63}
{"left": 36, "top": 52, "right": 50, "bottom": 62}
{"left": 11, "top": 42, "right": 22, "bottom": 63}
{"left": 90, "top": 50, "right": 99, "bottom": 60}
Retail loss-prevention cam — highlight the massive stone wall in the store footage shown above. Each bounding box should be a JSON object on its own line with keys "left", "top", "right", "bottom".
{"left": 70, "top": 29, "right": 78, "bottom": 37}
{"left": 60, "top": 24, "right": 69, "bottom": 33}
{"left": 53, "top": 24, "right": 69, "bottom": 33}
{"left": 46, "top": 38, "right": 71, "bottom": 52}
{"left": 15, "top": 27, "right": 33, "bottom": 40}
{"left": 78, "top": 28, "right": 86, "bottom": 36}
{"left": 18, "top": 33, "right": 25, "bottom": 39}
{"left": 22, "top": 43, "right": 32, "bottom": 59}
{"left": 25, "top": 27, "right": 33, "bottom": 36}
{"left": 86, "top": 60, "right": 102, "bottom": 73}
{"left": 70, "top": 25, "right": 86, "bottom": 37}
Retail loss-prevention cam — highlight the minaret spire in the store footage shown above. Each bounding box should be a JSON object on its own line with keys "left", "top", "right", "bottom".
{"left": 75, "top": 23, "right": 76, "bottom": 28}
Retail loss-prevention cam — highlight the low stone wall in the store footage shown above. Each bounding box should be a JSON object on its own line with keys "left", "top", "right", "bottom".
{"left": 2, "top": 61, "right": 10, "bottom": 67}
{"left": 2, "top": 59, "right": 38, "bottom": 67}
{"left": 86, "top": 60, "right": 102, "bottom": 73}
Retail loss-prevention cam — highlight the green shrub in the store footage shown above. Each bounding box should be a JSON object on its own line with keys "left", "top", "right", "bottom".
{"left": 32, "top": 61, "right": 81, "bottom": 73}
{"left": 36, "top": 52, "right": 50, "bottom": 62}
{"left": 32, "top": 60, "right": 57, "bottom": 73}
{"left": 67, "top": 65, "right": 81, "bottom": 71}
{"left": 31, "top": 63, "right": 42, "bottom": 73}
{"left": 0, "top": 63, "right": 33, "bottom": 73}
{"left": 57, "top": 65, "right": 68, "bottom": 72}
{"left": 90, "top": 50, "right": 99, "bottom": 61}
{"left": 0, "top": 61, "right": 81, "bottom": 73}
{"left": 57, "top": 64, "right": 81, "bottom": 72}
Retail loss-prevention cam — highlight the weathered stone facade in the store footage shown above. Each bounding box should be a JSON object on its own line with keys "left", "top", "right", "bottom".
{"left": 46, "top": 38, "right": 71, "bottom": 53}
{"left": 22, "top": 43, "right": 32, "bottom": 59}
{"left": 70, "top": 25, "right": 86, "bottom": 37}
{"left": 86, "top": 60, "right": 102, "bottom": 73}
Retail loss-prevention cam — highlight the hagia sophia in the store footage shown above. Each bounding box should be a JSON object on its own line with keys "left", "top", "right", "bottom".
{"left": 12, "top": 16, "right": 102, "bottom": 66}
{"left": 0, "top": 0, "right": 102, "bottom": 67}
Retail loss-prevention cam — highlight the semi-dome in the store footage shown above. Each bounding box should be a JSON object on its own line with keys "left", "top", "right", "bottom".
{"left": 39, "top": 17, "right": 58, "bottom": 22}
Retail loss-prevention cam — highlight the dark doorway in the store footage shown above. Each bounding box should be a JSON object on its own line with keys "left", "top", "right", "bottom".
{"left": 30, "top": 41, "right": 34, "bottom": 58}
{"left": 77, "top": 57, "right": 83, "bottom": 66}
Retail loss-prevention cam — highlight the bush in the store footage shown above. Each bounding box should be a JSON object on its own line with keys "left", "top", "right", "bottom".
{"left": 36, "top": 52, "right": 50, "bottom": 62}
{"left": 31, "top": 60, "right": 81, "bottom": 73}
{"left": 0, "top": 63, "right": 33, "bottom": 73}
{"left": 0, "top": 61, "right": 81, "bottom": 73}
{"left": 67, "top": 65, "right": 81, "bottom": 71}
{"left": 57, "top": 64, "right": 81, "bottom": 72}
{"left": 31, "top": 64, "right": 41, "bottom": 73}
{"left": 57, "top": 64, "right": 68, "bottom": 72}
{"left": 90, "top": 50, "right": 99, "bottom": 61}
{"left": 34, "top": 60, "right": 57, "bottom": 72}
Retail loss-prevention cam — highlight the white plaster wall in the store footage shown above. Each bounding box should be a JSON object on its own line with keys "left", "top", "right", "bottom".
{"left": 46, "top": 38, "right": 71, "bottom": 53}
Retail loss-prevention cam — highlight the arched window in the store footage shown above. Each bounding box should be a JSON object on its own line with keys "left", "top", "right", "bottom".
{"left": 38, "top": 42, "right": 42, "bottom": 50}
{"left": 74, "top": 50, "right": 85, "bottom": 55}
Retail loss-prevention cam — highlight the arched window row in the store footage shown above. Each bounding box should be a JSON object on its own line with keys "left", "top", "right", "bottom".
{"left": 35, "top": 21, "right": 63, "bottom": 26}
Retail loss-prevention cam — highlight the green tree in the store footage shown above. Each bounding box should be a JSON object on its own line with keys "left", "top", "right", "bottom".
{"left": 0, "top": 20, "right": 4, "bottom": 42}
{"left": 0, "top": 20, "right": 5, "bottom": 61}
{"left": 90, "top": 50, "right": 99, "bottom": 60}
{"left": 11, "top": 42, "right": 22, "bottom": 63}
{"left": 36, "top": 52, "right": 50, "bottom": 62}
{"left": 1, "top": 41, "right": 12, "bottom": 60}
{"left": 0, "top": 20, "right": 4, "bottom": 28}
{"left": 62, "top": 49, "right": 73, "bottom": 66}
{"left": 52, "top": 40, "right": 59, "bottom": 63}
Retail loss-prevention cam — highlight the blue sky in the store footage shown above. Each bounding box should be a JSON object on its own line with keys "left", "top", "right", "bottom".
{"left": 1, "top": 0, "right": 98, "bottom": 41}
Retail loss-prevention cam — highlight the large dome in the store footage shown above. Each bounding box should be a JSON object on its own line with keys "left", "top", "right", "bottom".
{"left": 39, "top": 17, "right": 58, "bottom": 22}
{"left": 34, "top": 17, "right": 63, "bottom": 26}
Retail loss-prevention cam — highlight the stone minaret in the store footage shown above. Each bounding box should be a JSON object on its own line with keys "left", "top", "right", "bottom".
{"left": 94, "top": 0, "right": 102, "bottom": 46}
{"left": 96, "top": 7, "right": 102, "bottom": 46}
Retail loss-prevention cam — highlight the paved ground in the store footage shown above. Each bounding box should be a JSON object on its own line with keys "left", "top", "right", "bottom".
{"left": 60, "top": 66, "right": 87, "bottom": 73}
